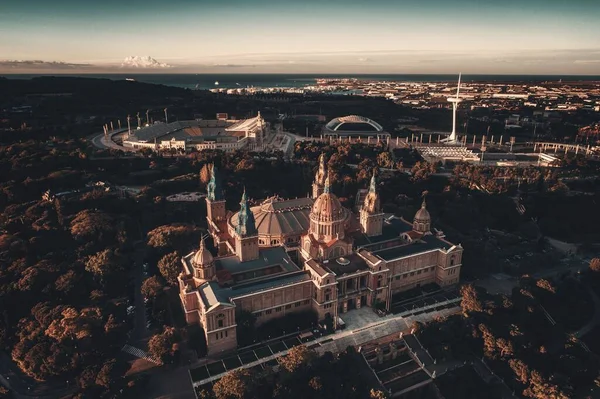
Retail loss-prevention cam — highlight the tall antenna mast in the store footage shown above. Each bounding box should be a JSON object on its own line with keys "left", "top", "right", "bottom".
{"left": 444, "top": 73, "right": 463, "bottom": 143}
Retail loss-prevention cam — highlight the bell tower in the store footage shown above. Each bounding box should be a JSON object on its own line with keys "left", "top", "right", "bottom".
{"left": 206, "top": 165, "right": 226, "bottom": 223}
{"left": 234, "top": 190, "right": 259, "bottom": 262}
{"left": 360, "top": 171, "right": 384, "bottom": 237}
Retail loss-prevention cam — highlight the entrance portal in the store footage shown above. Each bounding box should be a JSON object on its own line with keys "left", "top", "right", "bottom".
{"left": 347, "top": 298, "right": 356, "bottom": 310}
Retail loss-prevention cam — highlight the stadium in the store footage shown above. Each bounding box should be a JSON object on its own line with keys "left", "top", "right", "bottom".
{"left": 122, "top": 113, "right": 268, "bottom": 152}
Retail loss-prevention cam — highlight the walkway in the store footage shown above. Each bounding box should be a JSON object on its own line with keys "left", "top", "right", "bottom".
{"left": 190, "top": 305, "right": 460, "bottom": 388}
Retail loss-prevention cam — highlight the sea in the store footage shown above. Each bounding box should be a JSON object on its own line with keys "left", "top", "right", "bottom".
{"left": 2, "top": 73, "right": 600, "bottom": 90}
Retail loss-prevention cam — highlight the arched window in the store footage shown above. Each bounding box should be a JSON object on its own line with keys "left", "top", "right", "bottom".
{"left": 450, "top": 256, "right": 455, "bottom": 266}
{"left": 216, "top": 313, "right": 225, "bottom": 328}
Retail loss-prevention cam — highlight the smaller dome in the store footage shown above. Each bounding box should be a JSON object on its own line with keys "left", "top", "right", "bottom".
{"left": 414, "top": 199, "right": 430, "bottom": 222}
{"left": 192, "top": 237, "right": 213, "bottom": 267}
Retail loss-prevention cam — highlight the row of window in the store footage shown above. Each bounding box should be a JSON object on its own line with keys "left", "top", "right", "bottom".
{"left": 214, "top": 330, "right": 228, "bottom": 340}
{"left": 324, "top": 303, "right": 333, "bottom": 309}
{"left": 394, "top": 266, "right": 436, "bottom": 280}
{"left": 448, "top": 268, "right": 458, "bottom": 275}
{"left": 254, "top": 300, "right": 310, "bottom": 317}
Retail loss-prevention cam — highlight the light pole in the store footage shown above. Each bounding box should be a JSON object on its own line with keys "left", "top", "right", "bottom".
{"left": 164, "top": 108, "right": 168, "bottom": 124}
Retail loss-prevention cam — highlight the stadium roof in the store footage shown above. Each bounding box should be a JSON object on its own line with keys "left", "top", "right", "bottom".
{"left": 325, "top": 115, "right": 383, "bottom": 133}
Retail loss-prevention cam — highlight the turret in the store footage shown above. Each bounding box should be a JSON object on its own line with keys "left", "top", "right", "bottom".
{"left": 234, "top": 189, "right": 259, "bottom": 262}
{"left": 206, "top": 165, "right": 226, "bottom": 222}
{"left": 360, "top": 170, "right": 384, "bottom": 236}
{"left": 191, "top": 236, "right": 216, "bottom": 283}
{"left": 312, "top": 153, "right": 327, "bottom": 199}
{"left": 413, "top": 196, "right": 431, "bottom": 234}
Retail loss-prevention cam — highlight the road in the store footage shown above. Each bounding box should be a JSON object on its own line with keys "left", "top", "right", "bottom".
{"left": 90, "top": 128, "right": 133, "bottom": 152}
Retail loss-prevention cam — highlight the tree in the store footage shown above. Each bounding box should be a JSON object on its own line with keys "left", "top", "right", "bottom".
{"left": 158, "top": 251, "right": 181, "bottom": 286}
{"left": 278, "top": 345, "right": 316, "bottom": 373}
{"left": 590, "top": 258, "right": 600, "bottom": 273}
{"left": 141, "top": 276, "right": 163, "bottom": 300}
{"left": 70, "top": 209, "right": 114, "bottom": 241}
{"left": 85, "top": 249, "right": 123, "bottom": 279}
{"left": 376, "top": 151, "right": 394, "bottom": 169}
{"left": 212, "top": 368, "right": 254, "bottom": 399}
{"left": 95, "top": 358, "right": 125, "bottom": 389}
{"left": 509, "top": 358, "right": 530, "bottom": 384}
{"left": 147, "top": 327, "right": 179, "bottom": 363}
{"left": 460, "top": 284, "right": 483, "bottom": 315}
{"left": 535, "top": 279, "right": 556, "bottom": 294}
{"left": 370, "top": 389, "right": 389, "bottom": 399}
{"left": 308, "top": 376, "right": 322, "bottom": 392}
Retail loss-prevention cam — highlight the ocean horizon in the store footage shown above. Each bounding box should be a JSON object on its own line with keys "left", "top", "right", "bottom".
{"left": 2, "top": 73, "right": 600, "bottom": 90}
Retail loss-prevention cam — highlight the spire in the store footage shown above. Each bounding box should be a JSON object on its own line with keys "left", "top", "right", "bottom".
{"left": 324, "top": 174, "right": 330, "bottom": 194}
{"left": 207, "top": 164, "right": 223, "bottom": 201}
{"left": 236, "top": 189, "right": 257, "bottom": 237}
{"left": 316, "top": 153, "right": 327, "bottom": 185}
{"left": 369, "top": 170, "right": 377, "bottom": 194}
{"left": 421, "top": 191, "right": 428, "bottom": 209}
{"left": 199, "top": 235, "right": 206, "bottom": 251}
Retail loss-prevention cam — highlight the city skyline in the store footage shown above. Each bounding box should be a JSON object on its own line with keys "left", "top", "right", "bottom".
{"left": 2, "top": 0, "right": 600, "bottom": 74}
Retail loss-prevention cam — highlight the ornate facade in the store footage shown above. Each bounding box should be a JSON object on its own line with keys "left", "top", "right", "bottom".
{"left": 178, "top": 160, "right": 462, "bottom": 356}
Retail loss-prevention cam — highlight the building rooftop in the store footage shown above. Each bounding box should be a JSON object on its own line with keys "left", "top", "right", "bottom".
{"left": 229, "top": 196, "right": 313, "bottom": 237}
{"left": 323, "top": 253, "right": 370, "bottom": 276}
{"left": 373, "top": 234, "right": 452, "bottom": 261}
{"left": 197, "top": 271, "right": 311, "bottom": 309}
{"left": 227, "top": 270, "right": 310, "bottom": 299}
{"left": 127, "top": 117, "right": 261, "bottom": 143}
{"left": 215, "top": 246, "right": 300, "bottom": 276}
{"left": 325, "top": 115, "right": 383, "bottom": 132}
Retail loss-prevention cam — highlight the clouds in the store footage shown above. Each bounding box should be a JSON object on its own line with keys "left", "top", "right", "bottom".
{"left": 2, "top": 48, "right": 600, "bottom": 74}
{"left": 0, "top": 60, "right": 92, "bottom": 69}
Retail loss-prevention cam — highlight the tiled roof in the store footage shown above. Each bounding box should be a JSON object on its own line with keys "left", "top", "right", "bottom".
{"left": 373, "top": 234, "right": 452, "bottom": 261}
{"left": 230, "top": 197, "right": 313, "bottom": 237}
{"left": 226, "top": 271, "right": 311, "bottom": 299}
{"left": 215, "top": 246, "right": 299, "bottom": 275}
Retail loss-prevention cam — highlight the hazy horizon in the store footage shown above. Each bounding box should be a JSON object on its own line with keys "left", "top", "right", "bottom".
{"left": 2, "top": 0, "right": 600, "bottom": 74}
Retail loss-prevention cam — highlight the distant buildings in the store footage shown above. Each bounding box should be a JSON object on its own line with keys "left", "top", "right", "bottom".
{"left": 122, "top": 113, "right": 268, "bottom": 152}
{"left": 178, "top": 158, "right": 462, "bottom": 356}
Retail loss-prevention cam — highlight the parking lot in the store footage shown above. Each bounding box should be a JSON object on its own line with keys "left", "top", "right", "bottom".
{"left": 190, "top": 331, "right": 320, "bottom": 385}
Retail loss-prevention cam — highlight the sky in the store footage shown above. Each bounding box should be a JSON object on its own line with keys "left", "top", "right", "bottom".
{"left": 1, "top": 0, "right": 600, "bottom": 74}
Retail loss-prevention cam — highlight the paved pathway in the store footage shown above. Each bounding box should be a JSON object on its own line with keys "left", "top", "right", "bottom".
{"left": 191, "top": 306, "right": 460, "bottom": 388}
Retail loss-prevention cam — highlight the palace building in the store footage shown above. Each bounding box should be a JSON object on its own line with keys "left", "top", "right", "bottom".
{"left": 178, "top": 156, "right": 463, "bottom": 355}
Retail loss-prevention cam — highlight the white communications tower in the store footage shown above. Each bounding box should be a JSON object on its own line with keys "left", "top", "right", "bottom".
{"left": 443, "top": 73, "right": 462, "bottom": 144}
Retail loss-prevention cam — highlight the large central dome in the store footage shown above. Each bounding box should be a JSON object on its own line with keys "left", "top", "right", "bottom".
{"left": 309, "top": 176, "right": 349, "bottom": 242}
{"left": 311, "top": 192, "right": 345, "bottom": 222}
